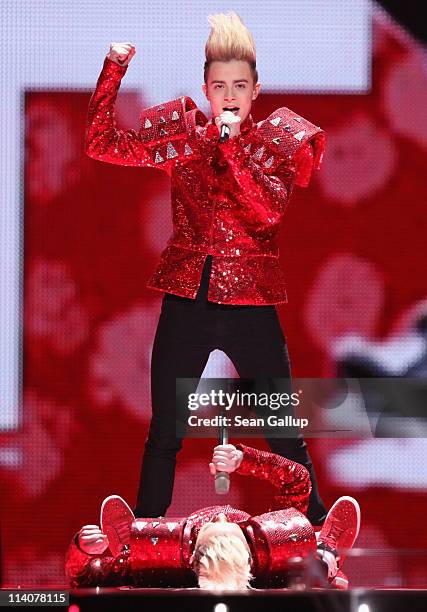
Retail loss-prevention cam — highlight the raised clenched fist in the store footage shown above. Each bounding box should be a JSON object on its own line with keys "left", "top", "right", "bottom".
{"left": 108, "top": 42, "right": 136, "bottom": 67}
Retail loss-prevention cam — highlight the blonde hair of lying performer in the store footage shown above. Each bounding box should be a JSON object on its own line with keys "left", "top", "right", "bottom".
{"left": 190, "top": 512, "right": 253, "bottom": 590}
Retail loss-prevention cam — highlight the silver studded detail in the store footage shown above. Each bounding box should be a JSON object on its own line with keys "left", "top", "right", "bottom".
{"left": 264, "top": 156, "right": 274, "bottom": 168}
{"left": 253, "top": 146, "right": 265, "bottom": 161}
{"left": 171, "top": 110, "right": 179, "bottom": 121}
{"left": 159, "top": 128, "right": 168, "bottom": 136}
{"left": 154, "top": 151, "right": 164, "bottom": 164}
{"left": 151, "top": 537, "right": 159, "bottom": 545}
{"left": 184, "top": 143, "right": 193, "bottom": 156}
{"left": 293, "top": 117, "right": 302, "bottom": 122}
{"left": 159, "top": 116, "right": 166, "bottom": 124}
{"left": 294, "top": 130, "right": 306, "bottom": 141}
{"left": 144, "top": 118, "right": 152, "bottom": 129}
{"left": 270, "top": 117, "right": 281, "bottom": 127}
{"left": 166, "top": 142, "right": 178, "bottom": 159}
{"left": 272, "top": 137, "right": 281, "bottom": 145}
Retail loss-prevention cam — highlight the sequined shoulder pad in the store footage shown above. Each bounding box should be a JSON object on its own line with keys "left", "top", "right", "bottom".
{"left": 256, "top": 107, "right": 326, "bottom": 178}
{"left": 139, "top": 97, "right": 207, "bottom": 166}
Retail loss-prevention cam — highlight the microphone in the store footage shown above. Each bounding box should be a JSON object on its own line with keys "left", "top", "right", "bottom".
{"left": 219, "top": 124, "right": 230, "bottom": 143}
{"left": 215, "top": 413, "right": 230, "bottom": 494}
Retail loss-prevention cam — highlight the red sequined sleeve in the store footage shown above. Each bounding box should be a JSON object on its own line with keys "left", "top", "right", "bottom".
{"left": 235, "top": 444, "right": 311, "bottom": 515}
{"left": 85, "top": 57, "right": 156, "bottom": 168}
{"left": 293, "top": 142, "right": 315, "bottom": 188}
{"left": 65, "top": 532, "right": 131, "bottom": 587}
{"left": 219, "top": 136, "right": 297, "bottom": 229}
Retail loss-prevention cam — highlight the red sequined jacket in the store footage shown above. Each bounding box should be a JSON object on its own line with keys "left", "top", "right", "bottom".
{"left": 85, "top": 58, "right": 326, "bottom": 305}
{"left": 65, "top": 444, "right": 314, "bottom": 588}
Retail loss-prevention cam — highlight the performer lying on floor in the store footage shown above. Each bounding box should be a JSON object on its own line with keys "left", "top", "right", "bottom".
{"left": 65, "top": 444, "right": 360, "bottom": 590}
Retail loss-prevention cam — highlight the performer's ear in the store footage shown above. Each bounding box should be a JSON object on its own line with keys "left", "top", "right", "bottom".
{"left": 252, "top": 83, "right": 261, "bottom": 100}
{"left": 202, "top": 83, "right": 208, "bottom": 100}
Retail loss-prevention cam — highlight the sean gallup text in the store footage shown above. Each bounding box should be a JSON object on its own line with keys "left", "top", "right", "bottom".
{"left": 187, "top": 414, "right": 309, "bottom": 429}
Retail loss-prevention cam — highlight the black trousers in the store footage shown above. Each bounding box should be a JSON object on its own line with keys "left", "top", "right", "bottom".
{"left": 135, "top": 256, "right": 327, "bottom": 525}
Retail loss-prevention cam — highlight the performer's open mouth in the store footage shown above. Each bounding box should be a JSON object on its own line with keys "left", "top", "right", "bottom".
{"left": 223, "top": 106, "right": 240, "bottom": 114}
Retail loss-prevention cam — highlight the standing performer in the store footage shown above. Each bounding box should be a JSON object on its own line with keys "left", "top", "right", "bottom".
{"left": 65, "top": 444, "right": 360, "bottom": 589}
{"left": 85, "top": 12, "right": 327, "bottom": 524}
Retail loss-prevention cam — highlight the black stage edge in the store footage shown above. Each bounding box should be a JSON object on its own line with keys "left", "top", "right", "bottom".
{"left": 69, "top": 588, "right": 427, "bottom": 612}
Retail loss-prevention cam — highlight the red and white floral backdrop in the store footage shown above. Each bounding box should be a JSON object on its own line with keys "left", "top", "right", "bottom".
{"left": 1, "top": 14, "right": 426, "bottom": 588}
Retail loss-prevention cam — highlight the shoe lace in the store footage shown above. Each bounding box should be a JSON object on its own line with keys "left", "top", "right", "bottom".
{"left": 328, "top": 519, "right": 346, "bottom": 542}
{"left": 114, "top": 520, "right": 131, "bottom": 537}
{"left": 320, "top": 517, "right": 347, "bottom": 550}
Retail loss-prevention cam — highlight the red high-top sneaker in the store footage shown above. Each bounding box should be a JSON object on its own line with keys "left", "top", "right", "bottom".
{"left": 100, "top": 495, "right": 135, "bottom": 557}
{"left": 331, "top": 569, "right": 349, "bottom": 590}
{"left": 317, "top": 496, "right": 360, "bottom": 567}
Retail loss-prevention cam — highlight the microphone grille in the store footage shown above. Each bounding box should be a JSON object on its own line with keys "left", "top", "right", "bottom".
{"left": 215, "top": 472, "right": 230, "bottom": 494}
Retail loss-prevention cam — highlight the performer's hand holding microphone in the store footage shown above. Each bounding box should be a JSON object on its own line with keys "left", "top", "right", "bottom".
{"left": 215, "top": 111, "right": 241, "bottom": 143}
{"left": 210, "top": 444, "right": 243, "bottom": 494}
{"left": 108, "top": 42, "right": 136, "bottom": 66}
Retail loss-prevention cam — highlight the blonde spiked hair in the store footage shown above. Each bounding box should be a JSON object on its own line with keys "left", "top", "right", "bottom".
{"left": 192, "top": 533, "right": 253, "bottom": 590}
{"left": 204, "top": 11, "right": 258, "bottom": 84}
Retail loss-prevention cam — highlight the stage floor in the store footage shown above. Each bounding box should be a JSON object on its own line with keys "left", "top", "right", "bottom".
{"left": 68, "top": 587, "right": 427, "bottom": 612}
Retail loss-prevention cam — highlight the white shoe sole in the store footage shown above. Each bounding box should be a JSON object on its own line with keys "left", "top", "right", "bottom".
{"left": 100, "top": 494, "right": 135, "bottom": 556}
{"left": 327, "top": 495, "right": 361, "bottom": 545}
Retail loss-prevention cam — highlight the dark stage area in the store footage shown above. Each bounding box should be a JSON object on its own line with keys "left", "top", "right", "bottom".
{"left": 69, "top": 588, "right": 427, "bottom": 612}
